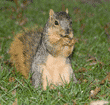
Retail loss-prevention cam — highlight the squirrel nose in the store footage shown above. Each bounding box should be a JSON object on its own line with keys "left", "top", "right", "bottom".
{"left": 66, "top": 29, "right": 70, "bottom": 34}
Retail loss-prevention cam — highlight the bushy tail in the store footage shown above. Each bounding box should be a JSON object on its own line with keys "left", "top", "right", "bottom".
{"left": 9, "top": 26, "right": 42, "bottom": 79}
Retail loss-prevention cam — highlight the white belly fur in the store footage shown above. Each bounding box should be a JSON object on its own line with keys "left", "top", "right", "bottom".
{"left": 42, "top": 54, "right": 71, "bottom": 90}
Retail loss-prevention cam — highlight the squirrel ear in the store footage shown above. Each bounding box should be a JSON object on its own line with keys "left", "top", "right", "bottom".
{"left": 66, "top": 8, "right": 68, "bottom": 14}
{"left": 49, "top": 9, "right": 54, "bottom": 20}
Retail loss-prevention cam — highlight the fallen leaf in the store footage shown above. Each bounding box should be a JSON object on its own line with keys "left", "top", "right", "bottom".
{"left": 19, "top": 18, "right": 28, "bottom": 26}
{"left": 10, "top": 14, "right": 16, "bottom": 19}
{"left": 78, "top": 74, "right": 84, "bottom": 82}
{"left": 12, "top": 89, "right": 16, "bottom": 95}
{"left": 0, "top": 65, "right": 3, "bottom": 71}
{"left": 4, "top": 60, "right": 13, "bottom": 67}
{"left": 104, "top": 23, "right": 110, "bottom": 40}
{"left": 74, "top": 37, "right": 79, "bottom": 43}
{"left": 73, "top": 8, "right": 81, "bottom": 14}
{"left": 0, "top": 86, "right": 7, "bottom": 92}
{"left": 17, "top": 12, "right": 23, "bottom": 19}
{"left": 83, "top": 79, "right": 88, "bottom": 83}
{"left": 9, "top": 77, "right": 15, "bottom": 82}
{"left": 0, "top": 56, "right": 3, "bottom": 59}
{"left": 90, "top": 100, "right": 109, "bottom": 105}
{"left": 76, "top": 67, "right": 87, "bottom": 73}
{"left": 72, "top": 99, "right": 76, "bottom": 105}
{"left": 14, "top": 0, "right": 19, "bottom": 9}
{"left": 100, "top": 94, "right": 106, "bottom": 98}
{"left": 21, "top": 0, "right": 30, "bottom": 9}
{"left": 89, "top": 87, "right": 101, "bottom": 98}
{"left": 89, "top": 61, "right": 97, "bottom": 66}
{"left": 11, "top": 6, "right": 16, "bottom": 12}
{"left": 86, "top": 56, "right": 96, "bottom": 62}
{"left": 73, "top": 7, "right": 86, "bottom": 22}
{"left": 108, "top": 47, "right": 110, "bottom": 52}
{"left": 37, "top": 27, "right": 43, "bottom": 33}
{"left": 61, "top": 4, "right": 65, "bottom": 12}
{"left": 12, "top": 98, "right": 17, "bottom": 105}
{"left": 80, "top": 23, "right": 85, "bottom": 34}
{"left": 100, "top": 72, "right": 110, "bottom": 84}
{"left": 64, "top": 104, "right": 68, "bottom": 105}
{"left": 98, "top": 61, "right": 104, "bottom": 66}
{"left": 88, "top": 13, "right": 94, "bottom": 18}
{"left": 74, "top": 17, "right": 83, "bottom": 22}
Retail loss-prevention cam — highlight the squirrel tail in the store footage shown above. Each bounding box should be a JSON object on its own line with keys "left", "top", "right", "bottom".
{"left": 9, "top": 25, "right": 42, "bottom": 79}
{"left": 9, "top": 28, "right": 29, "bottom": 79}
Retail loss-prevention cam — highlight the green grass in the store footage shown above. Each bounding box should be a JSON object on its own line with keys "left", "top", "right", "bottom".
{"left": 0, "top": 0, "right": 110, "bottom": 104}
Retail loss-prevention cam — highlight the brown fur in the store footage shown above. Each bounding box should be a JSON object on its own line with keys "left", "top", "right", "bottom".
{"left": 9, "top": 26, "right": 42, "bottom": 79}
{"left": 9, "top": 32, "right": 29, "bottom": 78}
{"left": 9, "top": 9, "right": 77, "bottom": 90}
{"left": 48, "top": 27, "right": 75, "bottom": 57}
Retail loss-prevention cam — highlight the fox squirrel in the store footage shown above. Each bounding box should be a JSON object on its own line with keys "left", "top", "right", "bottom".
{"left": 9, "top": 8, "right": 77, "bottom": 90}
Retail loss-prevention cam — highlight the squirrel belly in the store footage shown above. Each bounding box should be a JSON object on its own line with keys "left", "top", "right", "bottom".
{"left": 42, "top": 54, "right": 73, "bottom": 90}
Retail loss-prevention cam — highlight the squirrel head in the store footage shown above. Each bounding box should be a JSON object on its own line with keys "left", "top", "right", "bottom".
{"left": 43, "top": 9, "right": 75, "bottom": 57}
{"left": 47, "top": 9, "right": 73, "bottom": 39}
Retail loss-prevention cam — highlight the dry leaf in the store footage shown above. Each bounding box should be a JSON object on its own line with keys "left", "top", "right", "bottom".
{"left": 101, "top": 94, "right": 106, "bottom": 98}
{"left": 38, "top": 27, "right": 43, "bottom": 33}
{"left": 19, "top": 18, "right": 28, "bottom": 26}
{"left": 74, "top": 37, "right": 79, "bottom": 43}
{"left": 16, "top": 7, "right": 20, "bottom": 13}
{"left": 100, "top": 72, "right": 110, "bottom": 84}
{"left": 89, "top": 61, "right": 97, "bottom": 66}
{"left": 89, "top": 87, "right": 101, "bottom": 98}
{"left": 0, "top": 65, "right": 3, "bottom": 71}
{"left": 86, "top": 57, "right": 96, "bottom": 62}
{"left": 98, "top": 61, "right": 104, "bottom": 66}
{"left": 76, "top": 67, "right": 87, "bottom": 73}
{"left": 80, "top": 23, "right": 85, "bottom": 34}
{"left": 74, "top": 14, "right": 83, "bottom": 22}
{"left": 12, "top": 89, "right": 16, "bottom": 95}
{"left": 12, "top": 98, "right": 17, "bottom": 105}
{"left": 78, "top": 74, "right": 84, "bottom": 82}
{"left": 86, "top": 55, "right": 104, "bottom": 66}
{"left": 62, "top": 4, "right": 65, "bottom": 12}
{"left": 9, "top": 77, "right": 15, "bottom": 82}
{"left": 4, "top": 60, "right": 13, "bottom": 67}
{"left": 11, "top": 6, "right": 16, "bottom": 12}
{"left": 73, "top": 8, "right": 85, "bottom": 22}
{"left": 90, "top": 100, "right": 109, "bottom": 105}
{"left": 73, "top": 8, "right": 81, "bottom": 14}
{"left": 0, "top": 56, "right": 3, "bottom": 59}
{"left": 104, "top": 23, "right": 110, "bottom": 40}
{"left": 64, "top": 104, "right": 68, "bottom": 105}
{"left": 88, "top": 13, "right": 94, "bottom": 18}
{"left": 17, "top": 12, "right": 23, "bottom": 19}
{"left": 72, "top": 99, "right": 76, "bottom": 105}
{"left": 108, "top": 47, "right": 110, "bottom": 52}
{"left": 14, "top": 0, "right": 19, "bottom": 9}
{"left": 0, "top": 86, "right": 7, "bottom": 92}
{"left": 83, "top": 79, "right": 88, "bottom": 83}
{"left": 21, "top": 0, "right": 30, "bottom": 9}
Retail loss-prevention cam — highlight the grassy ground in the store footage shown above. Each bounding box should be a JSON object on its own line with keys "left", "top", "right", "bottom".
{"left": 0, "top": 0, "right": 110, "bottom": 104}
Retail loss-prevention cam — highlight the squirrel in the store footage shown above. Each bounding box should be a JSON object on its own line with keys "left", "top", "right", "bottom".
{"left": 9, "top": 8, "right": 77, "bottom": 90}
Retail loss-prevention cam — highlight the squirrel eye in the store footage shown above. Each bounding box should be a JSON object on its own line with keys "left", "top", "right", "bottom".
{"left": 70, "top": 21, "right": 72, "bottom": 25}
{"left": 55, "top": 20, "right": 59, "bottom": 25}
